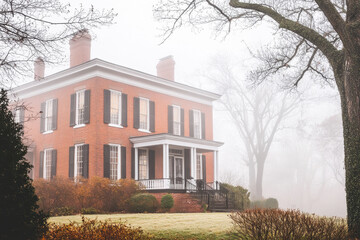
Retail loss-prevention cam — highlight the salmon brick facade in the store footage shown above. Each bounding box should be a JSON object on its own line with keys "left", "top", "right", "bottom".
{"left": 12, "top": 32, "right": 223, "bottom": 192}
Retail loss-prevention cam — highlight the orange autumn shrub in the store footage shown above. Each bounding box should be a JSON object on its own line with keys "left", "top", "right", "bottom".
{"left": 34, "top": 177, "right": 140, "bottom": 215}
{"left": 42, "top": 216, "right": 152, "bottom": 240}
{"left": 230, "top": 209, "right": 348, "bottom": 240}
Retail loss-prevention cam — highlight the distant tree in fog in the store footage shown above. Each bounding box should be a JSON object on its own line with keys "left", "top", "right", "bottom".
{"left": 206, "top": 58, "right": 297, "bottom": 200}
{"left": 0, "top": 0, "right": 116, "bottom": 86}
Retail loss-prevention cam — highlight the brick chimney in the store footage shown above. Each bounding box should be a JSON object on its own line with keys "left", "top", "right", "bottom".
{"left": 69, "top": 29, "right": 91, "bottom": 67}
{"left": 156, "top": 55, "right": 175, "bottom": 81}
{"left": 34, "top": 57, "right": 45, "bottom": 81}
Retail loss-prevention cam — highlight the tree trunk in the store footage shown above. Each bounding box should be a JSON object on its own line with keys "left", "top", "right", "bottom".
{"left": 255, "top": 159, "right": 265, "bottom": 200}
{"left": 338, "top": 54, "right": 360, "bottom": 239}
{"left": 248, "top": 159, "right": 256, "bottom": 200}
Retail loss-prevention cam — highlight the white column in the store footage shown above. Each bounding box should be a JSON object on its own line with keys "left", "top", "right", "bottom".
{"left": 190, "top": 147, "right": 197, "bottom": 179}
{"left": 214, "top": 150, "right": 218, "bottom": 188}
{"left": 135, "top": 147, "right": 139, "bottom": 180}
{"left": 163, "top": 144, "right": 169, "bottom": 178}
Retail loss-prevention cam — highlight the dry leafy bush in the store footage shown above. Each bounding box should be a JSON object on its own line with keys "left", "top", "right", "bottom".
{"left": 43, "top": 216, "right": 152, "bottom": 240}
{"left": 34, "top": 177, "right": 140, "bottom": 215}
{"left": 230, "top": 209, "right": 348, "bottom": 240}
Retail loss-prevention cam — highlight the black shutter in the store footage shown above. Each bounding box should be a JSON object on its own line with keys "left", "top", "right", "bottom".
{"left": 39, "top": 151, "right": 44, "bottom": 178}
{"left": 69, "top": 146, "right": 75, "bottom": 178}
{"left": 181, "top": 108, "right": 184, "bottom": 136}
{"left": 84, "top": 90, "right": 91, "bottom": 124}
{"left": 133, "top": 97, "right": 139, "bottom": 129}
{"left": 189, "top": 110, "right": 194, "bottom": 137}
{"left": 122, "top": 94, "right": 128, "bottom": 127}
{"left": 202, "top": 155, "right": 206, "bottom": 183}
{"left": 19, "top": 107, "right": 25, "bottom": 123}
{"left": 103, "top": 89, "right": 110, "bottom": 124}
{"left": 103, "top": 144, "right": 110, "bottom": 178}
{"left": 40, "top": 102, "right": 45, "bottom": 132}
{"left": 150, "top": 101, "right": 155, "bottom": 132}
{"left": 82, "top": 144, "right": 89, "bottom": 178}
{"left": 184, "top": 149, "right": 191, "bottom": 179}
{"left": 201, "top": 112, "right": 205, "bottom": 139}
{"left": 169, "top": 156, "right": 174, "bottom": 179}
{"left": 149, "top": 150, "right": 155, "bottom": 179}
{"left": 70, "top": 94, "right": 76, "bottom": 127}
{"left": 131, "top": 148, "right": 135, "bottom": 179}
{"left": 121, "top": 146, "right": 126, "bottom": 179}
{"left": 168, "top": 105, "right": 173, "bottom": 134}
{"left": 51, "top": 149, "right": 57, "bottom": 179}
{"left": 52, "top": 99, "right": 58, "bottom": 130}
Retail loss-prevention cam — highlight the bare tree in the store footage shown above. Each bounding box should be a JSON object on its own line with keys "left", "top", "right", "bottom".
{"left": 154, "top": 1, "right": 360, "bottom": 236}
{"left": 0, "top": 0, "right": 116, "bottom": 86}
{"left": 206, "top": 58, "right": 297, "bottom": 200}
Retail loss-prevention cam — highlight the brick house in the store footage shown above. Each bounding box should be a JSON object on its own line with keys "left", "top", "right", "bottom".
{"left": 11, "top": 31, "right": 223, "bottom": 193}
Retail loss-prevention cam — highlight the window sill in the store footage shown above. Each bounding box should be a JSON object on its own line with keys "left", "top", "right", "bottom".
{"left": 42, "top": 130, "right": 53, "bottom": 135}
{"left": 108, "top": 124, "right": 123, "bottom": 129}
{"left": 73, "top": 124, "right": 86, "bottom": 129}
{"left": 138, "top": 129, "right": 151, "bottom": 133}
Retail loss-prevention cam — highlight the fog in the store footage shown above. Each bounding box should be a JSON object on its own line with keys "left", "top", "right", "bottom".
{"left": 12, "top": 1, "right": 346, "bottom": 217}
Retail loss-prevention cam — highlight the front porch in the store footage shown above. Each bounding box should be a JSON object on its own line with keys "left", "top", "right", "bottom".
{"left": 129, "top": 133, "right": 223, "bottom": 192}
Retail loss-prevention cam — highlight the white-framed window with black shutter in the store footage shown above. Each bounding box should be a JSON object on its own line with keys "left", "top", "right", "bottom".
{"left": 139, "top": 98, "right": 149, "bottom": 131}
{"left": 173, "top": 105, "right": 181, "bottom": 136}
{"left": 138, "top": 149, "right": 148, "bottom": 180}
{"left": 104, "top": 89, "right": 128, "bottom": 127}
{"left": 103, "top": 144, "right": 126, "bottom": 180}
{"left": 193, "top": 110, "right": 201, "bottom": 139}
{"left": 190, "top": 109, "right": 205, "bottom": 139}
{"left": 40, "top": 99, "right": 58, "bottom": 133}
{"left": 39, "top": 148, "right": 57, "bottom": 180}
{"left": 196, "top": 153, "right": 203, "bottom": 180}
{"left": 70, "top": 90, "right": 90, "bottom": 128}
{"left": 134, "top": 97, "right": 154, "bottom": 132}
{"left": 69, "top": 144, "right": 89, "bottom": 179}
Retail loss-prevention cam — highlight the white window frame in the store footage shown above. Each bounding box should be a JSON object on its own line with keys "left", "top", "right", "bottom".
{"left": 196, "top": 153, "right": 203, "bottom": 180}
{"left": 43, "top": 99, "right": 54, "bottom": 134}
{"left": 193, "top": 109, "right": 202, "bottom": 139}
{"left": 173, "top": 105, "right": 181, "bottom": 136}
{"left": 14, "top": 108, "right": 21, "bottom": 123}
{"left": 109, "top": 144, "right": 121, "bottom": 180}
{"left": 43, "top": 148, "right": 53, "bottom": 180}
{"left": 109, "top": 90, "right": 122, "bottom": 128}
{"left": 74, "top": 90, "right": 85, "bottom": 128}
{"left": 138, "top": 148, "right": 149, "bottom": 180}
{"left": 139, "top": 97, "right": 150, "bottom": 132}
{"left": 74, "top": 144, "right": 84, "bottom": 178}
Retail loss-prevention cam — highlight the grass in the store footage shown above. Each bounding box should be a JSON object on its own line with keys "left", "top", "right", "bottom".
{"left": 49, "top": 212, "right": 236, "bottom": 239}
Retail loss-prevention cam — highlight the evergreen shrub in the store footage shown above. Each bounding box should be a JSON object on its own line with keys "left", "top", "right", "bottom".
{"left": 129, "top": 193, "right": 158, "bottom": 213}
{"left": 161, "top": 194, "right": 174, "bottom": 211}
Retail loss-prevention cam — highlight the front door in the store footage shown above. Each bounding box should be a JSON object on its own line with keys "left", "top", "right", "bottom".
{"left": 174, "top": 157, "right": 184, "bottom": 189}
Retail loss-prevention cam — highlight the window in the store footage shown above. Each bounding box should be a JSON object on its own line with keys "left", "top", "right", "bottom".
{"left": 138, "top": 149, "right": 148, "bottom": 179}
{"left": 139, "top": 98, "right": 149, "bottom": 130}
{"left": 173, "top": 105, "right": 181, "bottom": 136}
{"left": 44, "top": 149, "right": 52, "bottom": 180}
{"left": 110, "top": 90, "right": 122, "bottom": 126}
{"left": 196, "top": 154, "right": 202, "bottom": 180}
{"left": 193, "top": 110, "right": 201, "bottom": 139}
{"left": 110, "top": 145, "right": 120, "bottom": 180}
{"left": 76, "top": 90, "right": 85, "bottom": 125}
{"left": 44, "top": 99, "right": 53, "bottom": 132}
{"left": 14, "top": 109, "right": 21, "bottom": 123}
{"left": 75, "top": 144, "right": 84, "bottom": 178}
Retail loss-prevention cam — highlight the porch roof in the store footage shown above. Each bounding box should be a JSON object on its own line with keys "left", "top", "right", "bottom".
{"left": 129, "top": 133, "right": 223, "bottom": 151}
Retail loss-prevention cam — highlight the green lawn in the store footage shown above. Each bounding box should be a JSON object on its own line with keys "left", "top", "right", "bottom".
{"left": 49, "top": 212, "right": 236, "bottom": 239}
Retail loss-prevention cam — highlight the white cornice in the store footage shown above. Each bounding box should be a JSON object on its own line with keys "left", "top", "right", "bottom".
{"left": 129, "top": 133, "right": 224, "bottom": 151}
{"left": 11, "top": 59, "right": 221, "bottom": 105}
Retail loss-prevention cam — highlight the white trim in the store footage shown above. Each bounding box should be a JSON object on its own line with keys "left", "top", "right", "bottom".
{"left": 74, "top": 143, "right": 84, "bottom": 178}
{"left": 138, "top": 129, "right": 151, "bottom": 133}
{"left": 192, "top": 109, "right": 202, "bottom": 139}
{"left": 44, "top": 98, "right": 54, "bottom": 132}
{"left": 42, "top": 130, "right": 53, "bottom": 135}
{"left": 108, "top": 124, "right": 123, "bottom": 129}
{"left": 11, "top": 59, "right": 220, "bottom": 106}
{"left": 163, "top": 144, "right": 169, "bottom": 178}
{"left": 73, "top": 124, "right": 85, "bottom": 129}
{"left": 43, "top": 148, "right": 53, "bottom": 180}
{"left": 172, "top": 105, "right": 181, "bottom": 136}
{"left": 108, "top": 143, "right": 121, "bottom": 180}
{"left": 196, "top": 153, "right": 203, "bottom": 180}
{"left": 138, "top": 148, "right": 149, "bottom": 180}
{"left": 75, "top": 90, "right": 85, "bottom": 126}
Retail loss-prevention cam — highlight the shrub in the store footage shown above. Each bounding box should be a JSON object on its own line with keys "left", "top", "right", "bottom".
{"left": 51, "top": 207, "right": 75, "bottom": 216}
{"left": 161, "top": 194, "right": 174, "bottom": 211}
{"left": 220, "top": 183, "right": 250, "bottom": 210}
{"left": 34, "top": 177, "right": 140, "bottom": 214}
{"left": 230, "top": 209, "right": 348, "bottom": 240}
{"left": 43, "top": 216, "right": 152, "bottom": 240}
{"left": 129, "top": 193, "right": 158, "bottom": 213}
{"left": 265, "top": 198, "right": 278, "bottom": 209}
{"left": 80, "top": 207, "right": 99, "bottom": 215}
